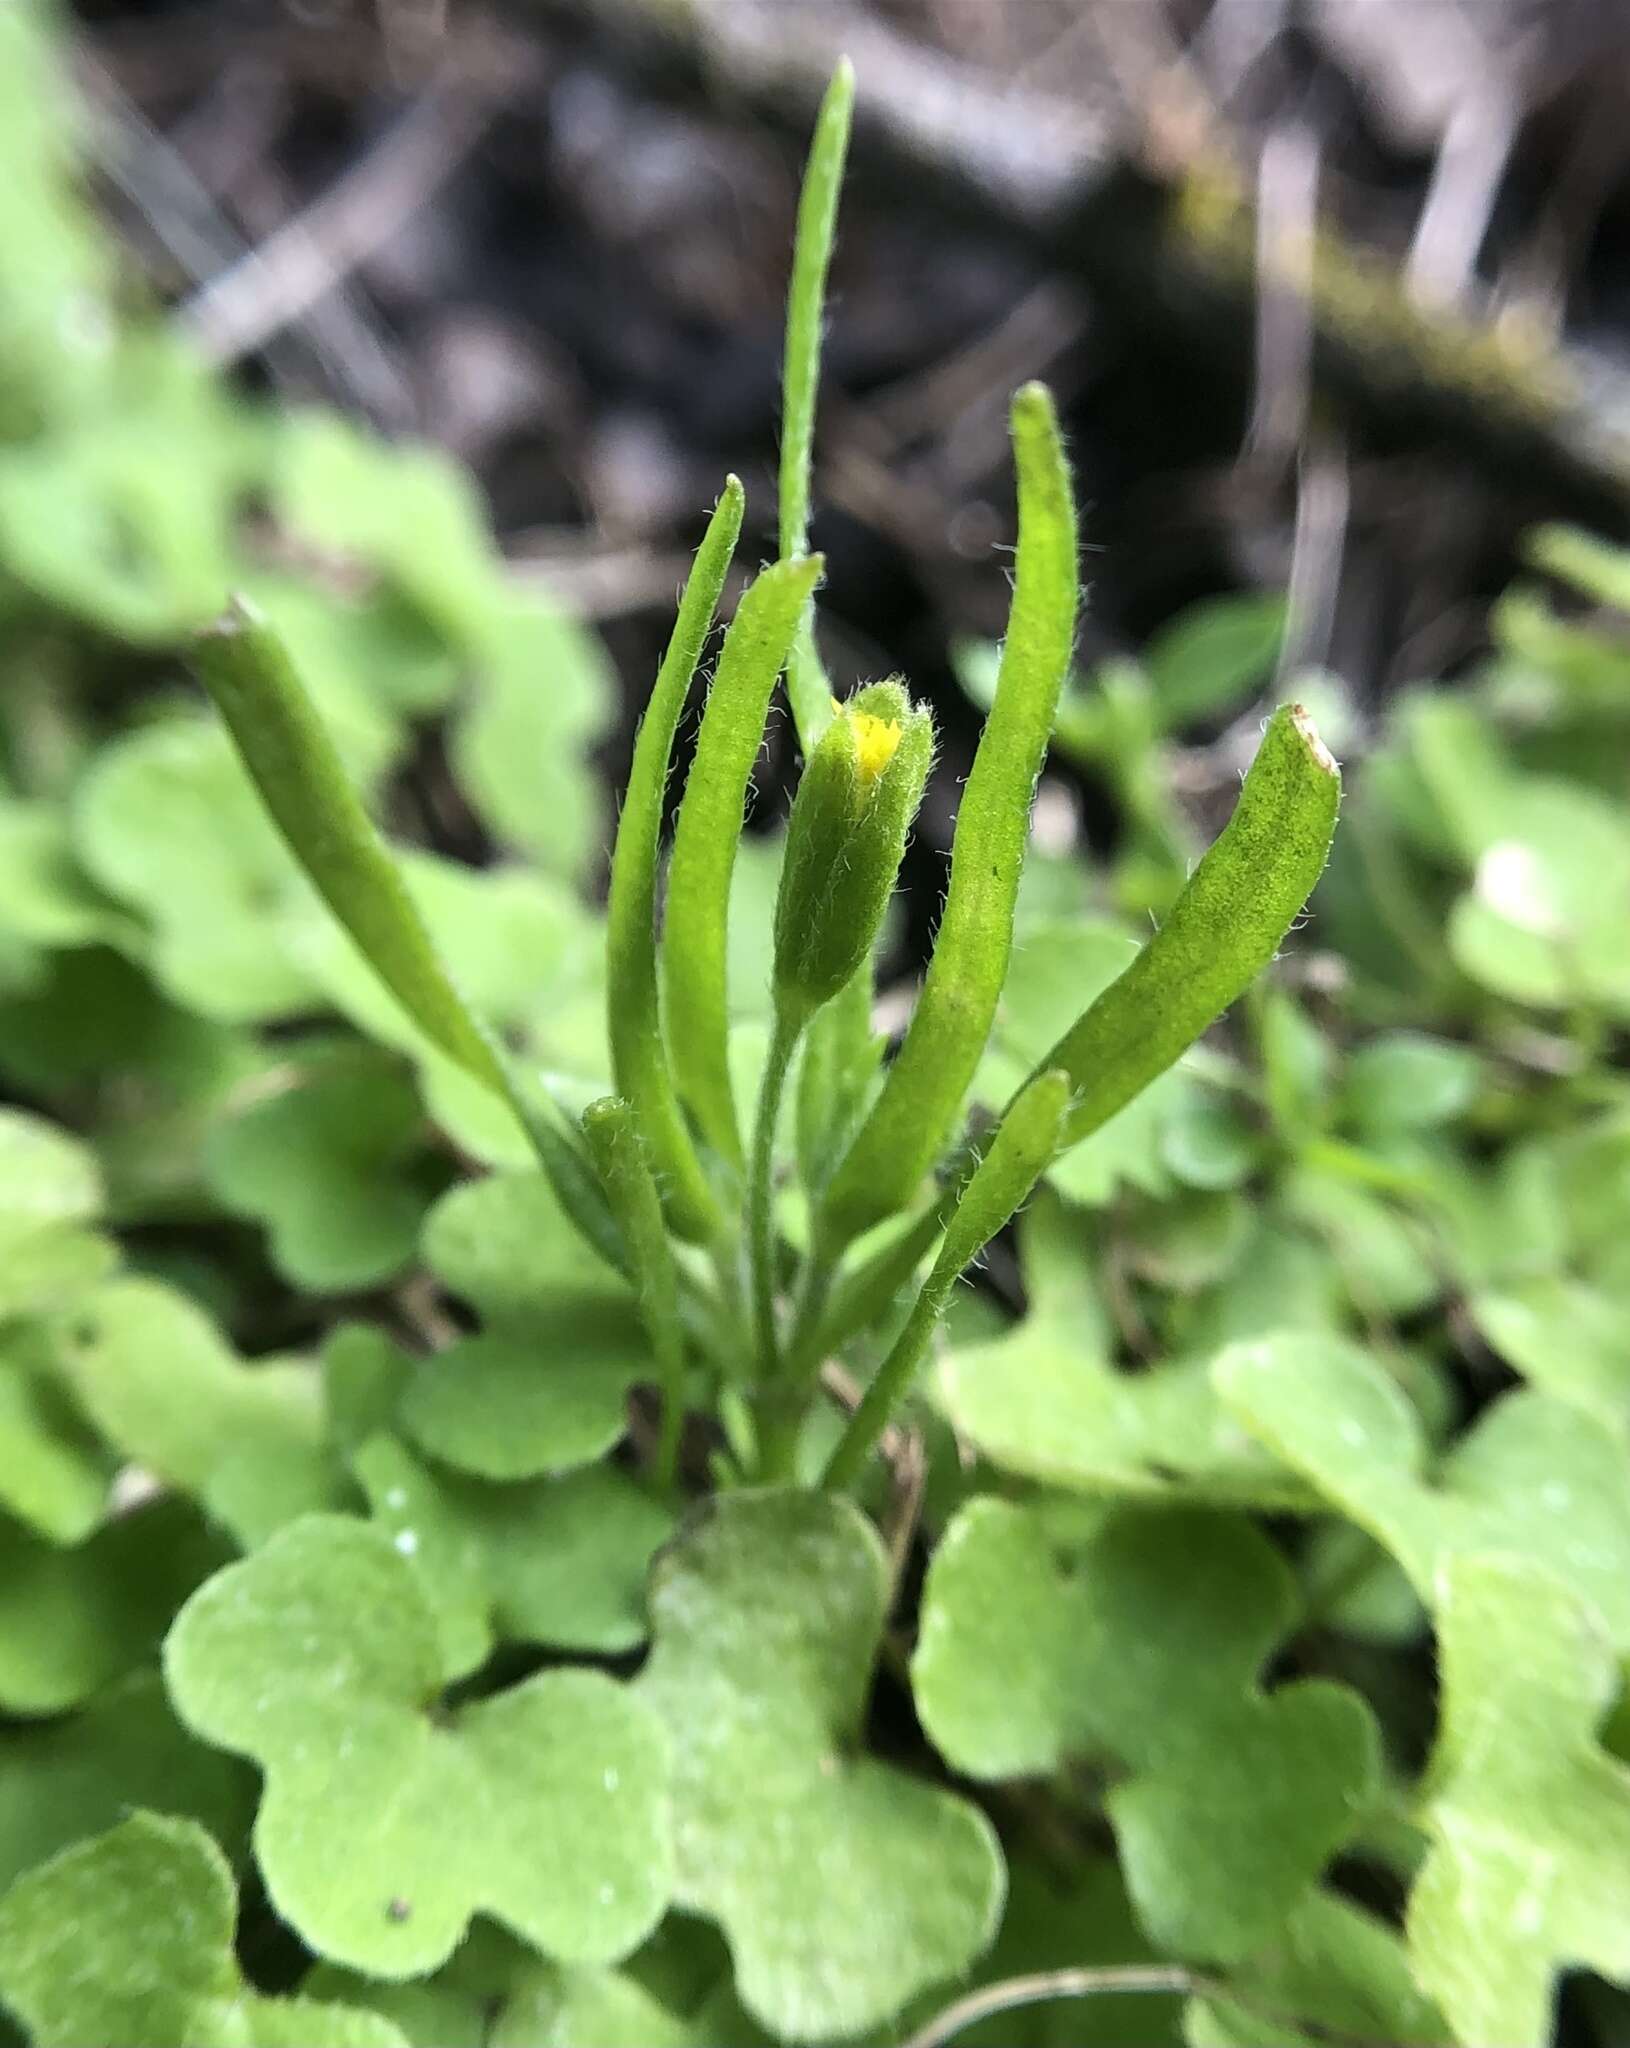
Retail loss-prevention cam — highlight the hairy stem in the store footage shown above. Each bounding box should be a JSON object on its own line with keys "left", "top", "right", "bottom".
{"left": 747, "top": 1010, "right": 801, "bottom": 1385}
{"left": 822, "top": 1070, "right": 1068, "bottom": 1490}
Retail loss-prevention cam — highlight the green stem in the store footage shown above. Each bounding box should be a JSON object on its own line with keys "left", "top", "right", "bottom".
{"left": 819, "top": 1267, "right": 946, "bottom": 1493}
{"left": 822, "top": 1069, "right": 1069, "bottom": 1491}
{"left": 753, "top": 1388, "right": 807, "bottom": 1486}
{"left": 783, "top": 1242, "right": 837, "bottom": 1378}
{"left": 580, "top": 1098, "right": 689, "bottom": 1497}
{"left": 748, "top": 1010, "right": 802, "bottom": 1383}
{"left": 707, "top": 1229, "right": 754, "bottom": 1379}
{"left": 652, "top": 1371, "right": 684, "bottom": 1499}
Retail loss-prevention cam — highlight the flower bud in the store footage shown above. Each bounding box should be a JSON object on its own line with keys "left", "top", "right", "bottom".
{"left": 773, "top": 680, "right": 933, "bottom": 1029}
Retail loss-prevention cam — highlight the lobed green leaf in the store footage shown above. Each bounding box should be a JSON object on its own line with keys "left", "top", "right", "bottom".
{"left": 914, "top": 1499, "right": 1380, "bottom": 1961}
{"left": 355, "top": 1433, "right": 672, "bottom": 1681}
{"left": 0, "top": 1813, "right": 411, "bottom": 2048}
{"left": 0, "top": 1671, "right": 252, "bottom": 1897}
{"left": 636, "top": 1489, "right": 1003, "bottom": 2041}
{"left": 50, "top": 1276, "right": 340, "bottom": 1548}
{"left": 1407, "top": 1554, "right": 1630, "bottom": 2047}
{"left": 203, "top": 1045, "right": 435, "bottom": 1293}
{"left": 935, "top": 1193, "right": 1312, "bottom": 1507}
{"left": 1217, "top": 1332, "right": 1630, "bottom": 1646}
{"left": 0, "top": 1499, "right": 229, "bottom": 1718}
{"left": 164, "top": 1515, "right": 672, "bottom": 1978}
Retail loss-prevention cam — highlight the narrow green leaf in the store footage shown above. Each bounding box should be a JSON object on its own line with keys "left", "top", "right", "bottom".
{"left": 822, "top": 1067, "right": 1070, "bottom": 1489}
{"left": 821, "top": 384, "right": 1078, "bottom": 1245}
{"left": 582, "top": 1097, "right": 686, "bottom": 1492}
{"left": 662, "top": 556, "right": 823, "bottom": 1165}
{"left": 746, "top": 1009, "right": 804, "bottom": 1389}
{"left": 779, "top": 58, "right": 853, "bottom": 749}
{"left": 607, "top": 481, "right": 742, "bottom": 1240}
{"left": 190, "top": 603, "right": 622, "bottom": 1269}
{"left": 796, "top": 1195, "right": 944, "bottom": 1373}
{"left": 191, "top": 603, "right": 504, "bottom": 1095}
{"left": 1037, "top": 704, "right": 1340, "bottom": 1151}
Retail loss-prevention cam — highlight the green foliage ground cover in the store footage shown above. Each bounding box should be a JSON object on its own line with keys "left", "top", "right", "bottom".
{"left": 2, "top": 6, "right": 1630, "bottom": 2044}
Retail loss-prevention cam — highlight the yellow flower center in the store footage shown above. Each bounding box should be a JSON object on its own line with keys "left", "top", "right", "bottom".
{"left": 835, "top": 703, "right": 903, "bottom": 786}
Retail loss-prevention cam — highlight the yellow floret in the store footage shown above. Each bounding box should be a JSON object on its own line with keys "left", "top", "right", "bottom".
{"left": 845, "top": 707, "right": 903, "bottom": 785}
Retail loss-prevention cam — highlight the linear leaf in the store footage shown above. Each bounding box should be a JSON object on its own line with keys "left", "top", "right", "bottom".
{"left": 192, "top": 603, "right": 504, "bottom": 1093}
{"left": 779, "top": 59, "right": 853, "bottom": 750}
{"left": 606, "top": 480, "right": 742, "bottom": 1239}
{"left": 191, "top": 603, "right": 622, "bottom": 1269}
{"left": 820, "top": 383, "right": 1078, "bottom": 1245}
{"left": 1039, "top": 703, "right": 1340, "bottom": 1150}
{"left": 662, "top": 556, "right": 822, "bottom": 1165}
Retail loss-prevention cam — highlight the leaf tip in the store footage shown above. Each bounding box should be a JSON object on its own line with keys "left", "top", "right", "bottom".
{"left": 198, "top": 591, "right": 263, "bottom": 642}
{"left": 1287, "top": 702, "right": 1339, "bottom": 779}
{"left": 1010, "top": 379, "right": 1059, "bottom": 431}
